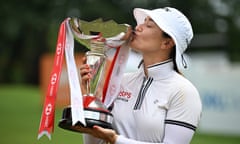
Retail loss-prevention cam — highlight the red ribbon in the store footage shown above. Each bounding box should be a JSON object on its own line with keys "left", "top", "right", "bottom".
{"left": 102, "top": 46, "right": 121, "bottom": 102}
{"left": 37, "top": 20, "right": 67, "bottom": 140}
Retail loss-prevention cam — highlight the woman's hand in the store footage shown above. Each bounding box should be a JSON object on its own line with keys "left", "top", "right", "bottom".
{"left": 121, "top": 25, "right": 133, "bottom": 41}
{"left": 90, "top": 125, "right": 118, "bottom": 144}
{"left": 74, "top": 125, "right": 118, "bottom": 144}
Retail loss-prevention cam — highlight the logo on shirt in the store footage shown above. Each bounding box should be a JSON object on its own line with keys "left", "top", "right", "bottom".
{"left": 117, "top": 87, "right": 132, "bottom": 102}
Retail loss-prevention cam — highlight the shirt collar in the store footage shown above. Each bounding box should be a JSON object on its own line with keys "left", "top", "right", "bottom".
{"left": 139, "top": 59, "right": 175, "bottom": 80}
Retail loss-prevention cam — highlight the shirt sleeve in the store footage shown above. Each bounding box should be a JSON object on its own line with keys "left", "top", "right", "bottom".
{"left": 82, "top": 124, "right": 195, "bottom": 144}
{"left": 115, "top": 124, "right": 195, "bottom": 144}
{"left": 166, "top": 79, "right": 202, "bottom": 128}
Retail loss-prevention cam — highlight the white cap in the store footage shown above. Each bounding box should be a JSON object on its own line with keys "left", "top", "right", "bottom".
{"left": 133, "top": 7, "right": 193, "bottom": 70}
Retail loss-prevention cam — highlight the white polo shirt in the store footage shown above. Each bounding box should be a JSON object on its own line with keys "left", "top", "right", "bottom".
{"left": 111, "top": 60, "right": 202, "bottom": 143}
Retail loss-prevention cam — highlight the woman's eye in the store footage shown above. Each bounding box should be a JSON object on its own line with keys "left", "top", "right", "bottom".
{"left": 146, "top": 24, "right": 152, "bottom": 28}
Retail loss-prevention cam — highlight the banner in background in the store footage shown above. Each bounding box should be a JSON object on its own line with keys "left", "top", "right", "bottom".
{"left": 183, "top": 52, "right": 240, "bottom": 135}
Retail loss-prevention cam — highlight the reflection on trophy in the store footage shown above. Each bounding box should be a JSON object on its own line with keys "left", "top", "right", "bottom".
{"left": 58, "top": 17, "right": 131, "bottom": 133}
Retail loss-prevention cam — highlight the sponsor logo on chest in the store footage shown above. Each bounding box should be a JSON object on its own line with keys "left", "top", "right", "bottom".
{"left": 117, "top": 88, "right": 132, "bottom": 102}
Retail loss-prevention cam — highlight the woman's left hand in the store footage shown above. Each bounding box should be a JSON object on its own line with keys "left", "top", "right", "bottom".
{"left": 90, "top": 125, "right": 118, "bottom": 144}
{"left": 75, "top": 125, "right": 118, "bottom": 144}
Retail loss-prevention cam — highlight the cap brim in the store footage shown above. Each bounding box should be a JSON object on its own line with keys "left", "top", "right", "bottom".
{"left": 133, "top": 8, "right": 149, "bottom": 26}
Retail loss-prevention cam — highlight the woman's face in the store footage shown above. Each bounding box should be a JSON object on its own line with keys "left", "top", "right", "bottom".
{"left": 130, "top": 16, "right": 168, "bottom": 54}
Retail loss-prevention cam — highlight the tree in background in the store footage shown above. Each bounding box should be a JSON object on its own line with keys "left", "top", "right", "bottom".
{"left": 0, "top": 0, "right": 239, "bottom": 84}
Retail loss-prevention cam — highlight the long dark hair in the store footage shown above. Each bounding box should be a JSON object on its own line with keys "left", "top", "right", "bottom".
{"left": 162, "top": 32, "right": 181, "bottom": 74}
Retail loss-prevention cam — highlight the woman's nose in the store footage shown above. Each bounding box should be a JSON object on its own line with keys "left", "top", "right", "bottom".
{"left": 135, "top": 24, "right": 143, "bottom": 32}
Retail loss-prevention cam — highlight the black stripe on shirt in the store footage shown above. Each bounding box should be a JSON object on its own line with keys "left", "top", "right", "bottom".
{"left": 134, "top": 77, "right": 146, "bottom": 110}
{"left": 134, "top": 77, "right": 153, "bottom": 110}
{"left": 165, "top": 120, "right": 197, "bottom": 131}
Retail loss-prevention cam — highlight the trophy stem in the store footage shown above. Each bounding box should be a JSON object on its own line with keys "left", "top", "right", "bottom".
{"left": 85, "top": 37, "right": 106, "bottom": 97}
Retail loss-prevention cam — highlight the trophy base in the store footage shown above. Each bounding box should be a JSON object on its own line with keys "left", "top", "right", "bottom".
{"left": 58, "top": 106, "right": 113, "bottom": 133}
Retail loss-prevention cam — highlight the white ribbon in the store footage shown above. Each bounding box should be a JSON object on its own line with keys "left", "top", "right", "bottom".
{"left": 65, "top": 19, "right": 86, "bottom": 126}
{"left": 104, "top": 42, "right": 130, "bottom": 108}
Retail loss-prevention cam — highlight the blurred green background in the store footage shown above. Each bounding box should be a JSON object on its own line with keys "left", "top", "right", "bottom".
{"left": 1, "top": 0, "right": 240, "bottom": 144}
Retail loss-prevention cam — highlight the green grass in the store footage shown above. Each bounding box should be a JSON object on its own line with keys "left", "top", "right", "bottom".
{"left": 0, "top": 85, "right": 83, "bottom": 144}
{"left": 0, "top": 85, "right": 240, "bottom": 144}
{"left": 191, "top": 133, "right": 240, "bottom": 144}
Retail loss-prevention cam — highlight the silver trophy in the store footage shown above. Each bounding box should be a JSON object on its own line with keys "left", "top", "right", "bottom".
{"left": 58, "top": 18, "right": 131, "bottom": 132}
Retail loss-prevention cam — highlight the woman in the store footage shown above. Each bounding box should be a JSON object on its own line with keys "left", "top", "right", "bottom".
{"left": 80, "top": 7, "right": 202, "bottom": 144}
